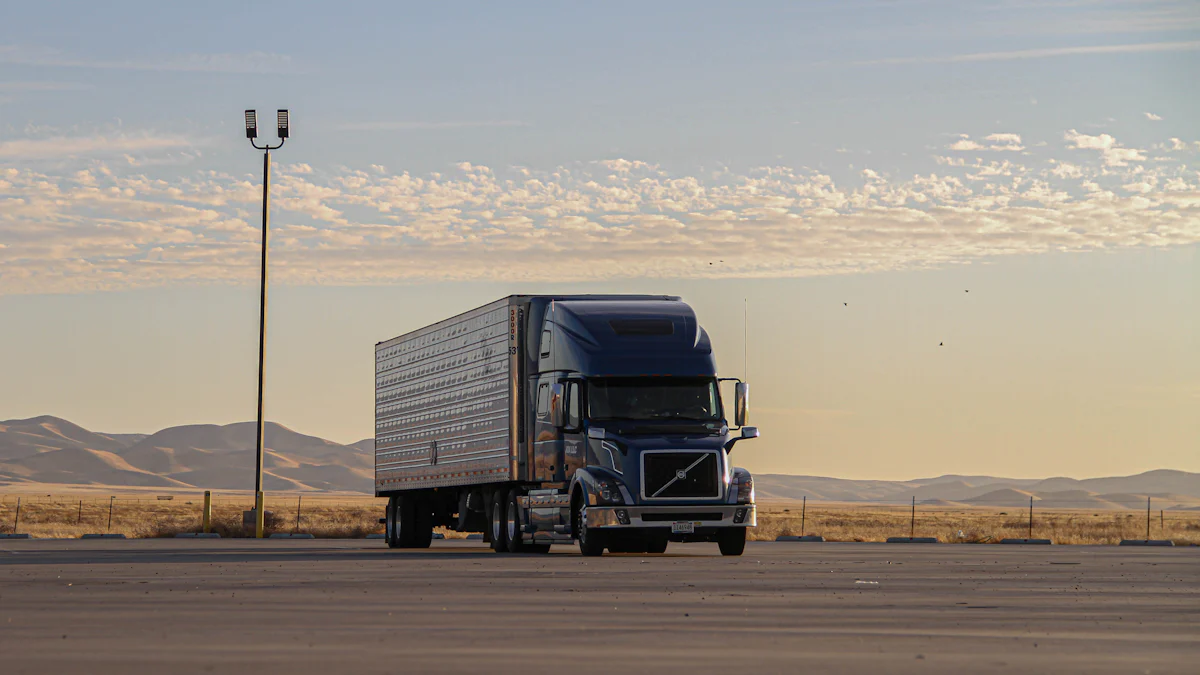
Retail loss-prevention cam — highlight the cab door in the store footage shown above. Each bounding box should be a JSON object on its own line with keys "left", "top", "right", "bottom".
{"left": 531, "top": 374, "right": 562, "bottom": 482}
{"left": 561, "top": 379, "right": 586, "bottom": 480}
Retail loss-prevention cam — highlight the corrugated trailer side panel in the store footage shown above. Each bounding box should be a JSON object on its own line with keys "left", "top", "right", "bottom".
{"left": 375, "top": 298, "right": 515, "bottom": 494}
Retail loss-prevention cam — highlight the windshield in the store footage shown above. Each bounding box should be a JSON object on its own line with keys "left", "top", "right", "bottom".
{"left": 587, "top": 377, "right": 721, "bottom": 422}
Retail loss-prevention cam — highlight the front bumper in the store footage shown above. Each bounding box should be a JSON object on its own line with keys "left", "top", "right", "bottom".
{"left": 585, "top": 504, "right": 756, "bottom": 529}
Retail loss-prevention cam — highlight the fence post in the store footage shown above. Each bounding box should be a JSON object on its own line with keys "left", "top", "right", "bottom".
{"left": 1029, "top": 495, "right": 1034, "bottom": 539}
{"left": 1146, "top": 496, "right": 1151, "bottom": 541}
{"left": 203, "top": 491, "right": 212, "bottom": 534}
{"left": 800, "top": 496, "right": 806, "bottom": 536}
{"left": 295, "top": 495, "right": 302, "bottom": 533}
{"left": 13, "top": 497, "right": 20, "bottom": 535}
{"left": 1160, "top": 509, "right": 1164, "bottom": 534}
{"left": 77, "top": 500, "right": 83, "bottom": 525}
{"left": 910, "top": 496, "right": 916, "bottom": 539}
{"left": 107, "top": 496, "right": 115, "bottom": 532}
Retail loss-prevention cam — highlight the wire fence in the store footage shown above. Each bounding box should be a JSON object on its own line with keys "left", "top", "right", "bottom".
{"left": 755, "top": 495, "right": 1200, "bottom": 545}
{"left": 0, "top": 493, "right": 382, "bottom": 539}
{"left": 0, "top": 492, "right": 1196, "bottom": 544}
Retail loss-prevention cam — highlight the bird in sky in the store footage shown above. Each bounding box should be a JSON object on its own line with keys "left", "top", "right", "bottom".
{"left": 843, "top": 302, "right": 848, "bottom": 306}
{"left": 965, "top": 290, "right": 969, "bottom": 293}
{"left": 939, "top": 342, "right": 944, "bottom": 346}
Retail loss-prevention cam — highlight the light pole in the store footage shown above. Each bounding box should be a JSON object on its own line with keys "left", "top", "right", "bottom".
{"left": 245, "top": 109, "right": 289, "bottom": 538}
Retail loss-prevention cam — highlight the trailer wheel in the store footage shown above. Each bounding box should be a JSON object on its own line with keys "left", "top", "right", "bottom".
{"left": 391, "top": 495, "right": 415, "bottom": 548}
{"left": 574, "top": 500, "right": 605, "bottom": 557}
{"left": 409, "top": 495, "right": 433, "bottom": 549}
{"left": 505, "top": 489, "right": 527, "bottom": 553}
{"left": 489, "top": 490, "right": 508, "bottom": 553}
{"left": 385, "top": 496, "right": 401, "bottom": 549}
{"left": 717, "top": 528, "right": 746, "bottom": 556}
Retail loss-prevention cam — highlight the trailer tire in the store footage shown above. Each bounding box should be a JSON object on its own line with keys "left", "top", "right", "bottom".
{"left": 409, "top": 495, "right": 433, "bottom": 549}
{"left": 489, "top": 490, "right": 508, "bottom": 553}
{"left": 385, "top": 496, "right": 401, "bottom": 549}
{"left": 574, "top": 500, "right": 605, "bottom": 557}
{"left": 717, "top": 528, "right": 746, "bottom": 556}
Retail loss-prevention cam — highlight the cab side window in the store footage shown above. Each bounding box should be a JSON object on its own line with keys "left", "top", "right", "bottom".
{"left": 539, "top": 329, "right": 552, "bottom": 358}
{"left": 565, "top": 381, "right": 581, "bottom": 429}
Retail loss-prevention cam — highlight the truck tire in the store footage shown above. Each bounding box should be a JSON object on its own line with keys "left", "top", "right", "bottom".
{"left": 645, "top": 532, "right": 669, "bottom": 554}
{"left": 717, "top": 528, "right": 746, "bottom": 556}
{"left": 574, "top": 502, "right": 605, "bottom": 557}
{"left": 505, "top": 489, "right": 527, "bottom": 553}
{"left": 409, "top": 495, "right": 433, "bottom": 549}
{"left": 489, "top": 490, "right": 508, "bottom": 553}
{"left": 394, "top": 495, "right": 417, "bottom": 548}
{"left": 385, "top": 496, "right": 401, "bottom": 549}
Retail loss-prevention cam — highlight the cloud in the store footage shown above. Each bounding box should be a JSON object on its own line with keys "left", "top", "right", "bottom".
{"left": 949, "top": 133, "right": 1024, "bottom": 152}
{"left": 1144, "top": 112, "right": 1164, "bottom": 121}
{"left": 1, "top": 129, "right": 1197, "bottom": 295}
{"left": 1064, "top": 129, "right": 1146, "bottom": 166}
{"left": 335, "top": 120, "right": 528, "bottom": 132}
{"left": 0, "top": 132, "right": 194, "bottom": 160}
{"left": 857, "top": 40, "right": 1200, "bottom": 66}
{"left": 0, "top": 45, "right": 295, "bottom": 74}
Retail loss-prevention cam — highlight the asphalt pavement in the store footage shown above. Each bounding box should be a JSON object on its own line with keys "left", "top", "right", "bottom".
{"left": 0, "top": 539, "right": 1196, "bottom": 674}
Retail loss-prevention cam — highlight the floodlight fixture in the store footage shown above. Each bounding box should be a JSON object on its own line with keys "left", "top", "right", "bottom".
{"left": 276, "top": 109, "right": 290, "bottom": 139}
{"left": 245, "top": 110, "right": 258, "bottom": 139}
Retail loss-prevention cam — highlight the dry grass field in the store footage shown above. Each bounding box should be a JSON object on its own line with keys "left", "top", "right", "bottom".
{"left": 755, "top": 500, "right": 1200, "bottom": 545}
{"left": 1, "top": 494, "right": 1197, "bottom": 545}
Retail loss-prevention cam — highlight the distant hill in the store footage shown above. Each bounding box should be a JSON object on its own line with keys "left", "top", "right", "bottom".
{"left": 0, "top": 416, "right": 373, "bottom": 493}
{"left": 756, "top": 470, "right": 1200, "bottom": 510}
{"left": 2, "top": 416, "right": 1198, "bottom": 506}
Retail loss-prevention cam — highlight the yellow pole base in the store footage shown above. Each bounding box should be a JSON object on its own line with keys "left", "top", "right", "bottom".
{"left": 255, "top": 490, "right": 265, "bottom": 539}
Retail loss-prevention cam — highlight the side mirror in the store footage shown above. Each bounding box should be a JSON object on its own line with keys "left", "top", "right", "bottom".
{"left": 734, "top": 382, "right": 749, "bottom": 427}
{"left": 550, "top": 383, "right": 564, "bottom": 428}
{"left": 724, "top": 425, "right": 760, "bottom": 453}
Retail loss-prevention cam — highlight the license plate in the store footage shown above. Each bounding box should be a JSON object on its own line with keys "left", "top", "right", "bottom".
{"left": 671, "top": 521, "right": 695, "bottom": 534}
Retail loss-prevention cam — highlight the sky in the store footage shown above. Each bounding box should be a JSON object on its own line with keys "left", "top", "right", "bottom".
{"left": 1, "top": 1, "right": 1197, "bottom": 480}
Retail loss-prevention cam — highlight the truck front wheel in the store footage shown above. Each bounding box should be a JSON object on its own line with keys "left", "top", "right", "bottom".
{"left": 717, "top": 528, "right": 747, "bottom": 556}
{"left": 646, "top": 532, "right": 669, "bottom": 554}
{"left": 574, "top": 502, "right": 605, "bottom": 557}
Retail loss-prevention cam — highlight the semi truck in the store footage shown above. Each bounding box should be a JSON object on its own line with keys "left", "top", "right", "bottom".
{"left": 375, "top": 295, "right": 759, "bottom": 556}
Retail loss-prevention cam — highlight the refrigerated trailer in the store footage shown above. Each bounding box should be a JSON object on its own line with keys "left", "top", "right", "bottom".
{"left": 375, "top": 295, "right": 759, "bottom": 556}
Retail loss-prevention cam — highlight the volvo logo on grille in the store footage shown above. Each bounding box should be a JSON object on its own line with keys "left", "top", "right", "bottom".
{"left": 675, "top": 469, "right": 688, "bottom": 480}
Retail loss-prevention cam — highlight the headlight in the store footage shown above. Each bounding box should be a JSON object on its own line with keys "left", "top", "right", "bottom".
{"left": 594, "top": 477, "right": 626, "bottom": 505}
{"left": 734, "top": 471, "right": 754, "bottom": 504}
